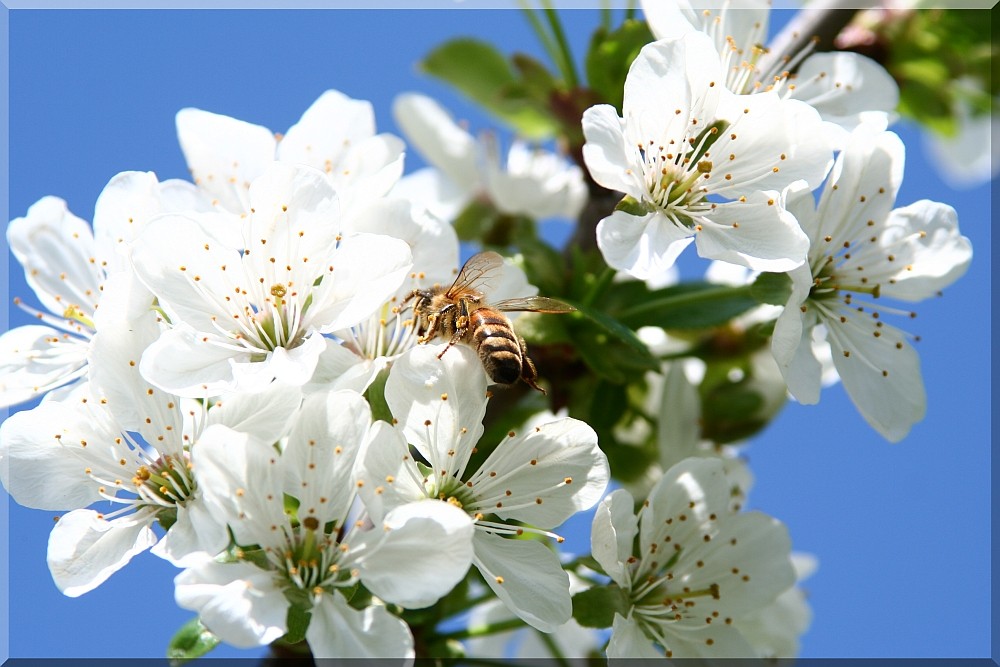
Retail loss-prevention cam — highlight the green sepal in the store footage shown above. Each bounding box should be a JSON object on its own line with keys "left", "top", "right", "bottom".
{"left": 614, "top": 195, "right": 647, "bottom": 217}
{"left": 572, "top": 584, "right": 631, "bottom": 629}
{"left": 750, "top": 271, "right": 793, "bottom": 306}
{"left": 166, "top": 617, "right": 220, "bottom": 665}
{"left": 281, "top": 592, "right": 313, "bottom": 645}
{"left": 585, "top": 19, "right": 656, "bottom": 111}
{"left": 156, "top": 507, "right": 178, "bottom": 531}
{"left": 364, "top": 367, "right": 393, "bottom": 424}
{"left": 421, "top": 38, "right": 558, "bottom": 139}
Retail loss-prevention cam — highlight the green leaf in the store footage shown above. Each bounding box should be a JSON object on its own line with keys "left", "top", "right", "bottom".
{"left": 511, "top": 52, "right": 560, "bottom": 103}
{"left": 421, "top": 38, "right": 558, "bottom": 139}
{"left": 750, "top": 271, "right": 793, "bottom": 306}
{"left": 585, "top": 19, "right": 655, "bottom": 111}
{"left": 167, "top": 617, "right": 220, "bottom": 665}
{"left": 572, "top": 584, "right": 631, "bottom": 628}
{"left": 615, "top": 282, "right": 757, "bottom": 331}
{"left": 587, "top": 380, "right": 629, "bottom": 433}
{"left": 564, "top": 301, "right": 659, "bottom": 382}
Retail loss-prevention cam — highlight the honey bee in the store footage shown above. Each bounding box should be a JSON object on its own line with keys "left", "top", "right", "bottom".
{"left": 404, "top": 251, "right": 575, "bottom": 393}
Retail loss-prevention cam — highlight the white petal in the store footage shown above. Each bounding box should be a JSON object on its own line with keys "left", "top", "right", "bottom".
{"left": 303, "top": 338, "right": 376, "bottom": 394}
{"left": 391, "top": 167, "right": 470, "bottom": 223}
{"left": 607, "top": 613, "right": 662, "bottom": 658}
{"left": 826, "top": 317, "right": 925, "bottom": 442}
{"left": 671, "top": 510, "right": 795, "bottom": 618}
{"left": 624, "top": 35, "right": 722, "bottom": 148}
{"left": 581, "top": 104, "right": 645, "bottom": 197}
{"left": 590, "top": 489, "right": 638, "bottom": 589}
{"left": 87, "top": 274, "right": 176, "bottom": 437}
{"left": 879, "top": 201, "right": 972, "bottom": 301}
{"left": 283, "top": 389, "right": 370, "bottom": 527}
{"left": 139, "top": 325, "right": 241, "bottom": 397}
{"left": 344, "top": 197, "right": 460, "bottom": 294}
{"left": 0, "top": 324, "right": 88, "bottom": 409}
{"left": 306, "top": 233, "right": 413, "bottom": 332}
{"left": 277, "top": 89, "right": 377, "bottom": 172}
{"left": 174, "top": 561, "right": 288, "bottom": 648}
{"left": 92, "top": 170, "right": 222, "bottom": 271}
{"left": 175, "top": 107, "right": 276, "bottom": 213}
{"left": 658, "top": 622, "right": 757, "bottom": 658}
{"left": 816, "top": 125, "right": 904, "bottom": 233}
{"left": 393, "top": 92, "right": 479, "bottom": 193}
{"left": 790, "top": 52, "right": 899, "bottom": 132}
{"left": 152, "top": 499, "right": 229, "bottom": 567}
{"left": 473, "top": 533, "right": 571, "bottom": 632}
{"left": 490, "top": 142, "right": 588, "bottom": 220}
{"left": 47, "top": 509, "right": 158, "bottom": 597}
{"left": 359, "top": 500, "right": 474, "bottom": 608}
{"left": 192, "top": 425, "right": 287, "bottom": 548}
{"left": 7, "top": 196, "right": 104, "bottom": 317}
{"left": 0, "top": 400, "right": 107, "bottom": 510}
{"left": 472, "top": 418, "right": 608, "bottom": 529}
{"left": 229, "top": 333, "right": 327, "bottom": 390}
{"left": 356, "top": 421, "right": 430, "bottom": 523}
{"left": 331, "top": 134, "right": 406, "bottom": 211}
{"left": 657, "top": 361, "right": 702, "bottom": 470}
{"left": 640, "top": 0, "right": 696, "bottom": 40}
{"left": 207, "top": 381, "right": 303, "bottom": 444}
{"left": 640, "top": 458, "right": 729, "bottom": 556}
{"left": 596, "top": 209, "right": 694, "bottom": 279}
{"left": 243, "top": 163, "right": 342, "bottom": 285}
{"left": 384, "top": 344, "right": 487, "bottom": 468}
{"left": 771, "top": 265, "right": 823, "bottom": 404}
{"left": 695, "top": 192, "right": 809, "bottom": 271}
{"left": 129, "top": 211, "right": 243, "bottom": 332}
{"left": 306, "top": 593, "right": 414, "bottom": 659}
{"left": 712, "top": 93, "right": 833, "bottom": 195}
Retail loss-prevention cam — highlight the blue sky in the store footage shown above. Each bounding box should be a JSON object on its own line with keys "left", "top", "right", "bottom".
{"left": 2, "top": 7, "right": 992, "bottom": 661}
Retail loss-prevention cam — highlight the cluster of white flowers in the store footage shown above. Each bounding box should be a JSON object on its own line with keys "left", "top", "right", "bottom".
{"left": 583, "top": 1, "right": 971, "bottom": 444}
{"left": 0, "top": 89, "right": 609, "bottom": 659}
{"left": 0, "top": 1, "right": 975, "bottom": 661}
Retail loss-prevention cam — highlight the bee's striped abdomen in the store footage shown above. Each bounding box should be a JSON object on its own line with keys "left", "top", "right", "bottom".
{"left": 470, "top": 309, "right": 522, "bottom": 384}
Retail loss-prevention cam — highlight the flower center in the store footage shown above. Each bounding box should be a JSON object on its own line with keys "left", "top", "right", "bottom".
{"left": 640, "top": 120, "right": 729, "bottom": 226}
{"left": 133, "top": 454, "right": 196, "bottom": 511}
{"left": 278, "top": 523, "right": 355, "bottom": 592}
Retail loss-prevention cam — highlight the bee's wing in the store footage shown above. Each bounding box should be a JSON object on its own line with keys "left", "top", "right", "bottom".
{"left": 446, "top": 251, "right": 506, "bottom": 298}
{"left": 493, "top": 296, "right": 577, "bottom": 313}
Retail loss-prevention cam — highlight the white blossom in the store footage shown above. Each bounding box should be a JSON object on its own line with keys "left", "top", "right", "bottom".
{"left": 640, "top": 0, "right": 899, "bottom": 144}
{"left": 2, "top": 173, "right": 213, "bottom": 407}
{"left": 174, "top": 389, "right": 474, "bottom": 657}
{"left": 176, "top": 89, "right": 404, "bottom": 216}
{"left": 356, "top": 344, "right": 609, "bottom": 632}
{"left": 771, "top": 123, "right": 972, "bottom": 441}
{"left": 393, "top": 93, "right": 587, "bottom": 222}
{"left": 582, "top": 32, "right": 832, "bottom": 279}
{"left": 0, "top": 275, "right": 298, "bottom": 595}
{"left": 592, "top": 457, "right": 796, "bottom": 658}
{"left": 130, "top": 162, "right": 413, "bottom": 396}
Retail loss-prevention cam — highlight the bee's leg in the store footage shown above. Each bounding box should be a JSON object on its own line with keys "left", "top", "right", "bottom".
{"left": 437, "top": 331, "right": 465, "bottom": 360}
{"left": 437, "top": 301, "right": 469, "bottom": 360}
{"left": 518, "top": 336, "right": 546, "bottom": 394}
{"left": 418, "top": 312, "right": 440, "bottom": 344}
